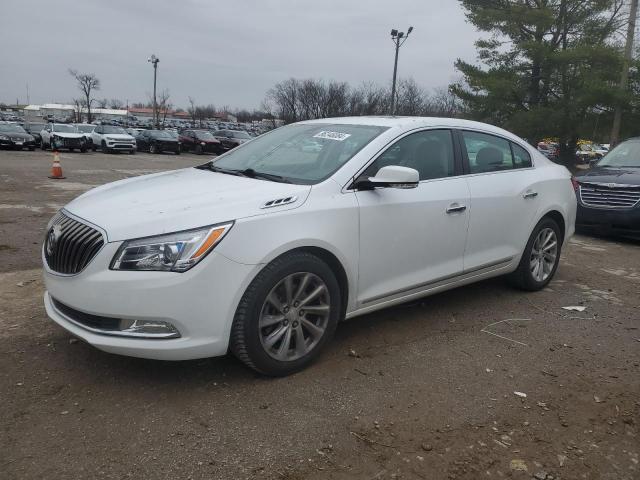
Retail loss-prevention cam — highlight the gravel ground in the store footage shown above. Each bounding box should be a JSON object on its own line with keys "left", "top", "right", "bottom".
{"left": 1, "top": 149, "right": 638, "bottom": 480}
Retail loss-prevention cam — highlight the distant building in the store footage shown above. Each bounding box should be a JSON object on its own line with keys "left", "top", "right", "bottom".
{"left": 22, "top": 103, "right": 127, "bottom": 122}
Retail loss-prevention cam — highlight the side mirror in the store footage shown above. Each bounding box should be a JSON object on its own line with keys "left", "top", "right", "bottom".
{"left": 356, "top": 165, "right": 419, "bottom": 190}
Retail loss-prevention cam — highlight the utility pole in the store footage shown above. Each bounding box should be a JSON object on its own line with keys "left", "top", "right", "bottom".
{"left": 389, "top": 26, "right": 413, "bottom": 115}
{"left": 610, "top": 0, "right": 638, "bottom": 146}
{"left": 148, "top": 54, "right": 160, "bottom": 128}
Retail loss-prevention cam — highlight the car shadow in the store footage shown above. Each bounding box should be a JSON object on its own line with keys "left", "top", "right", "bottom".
{"left": 54, "top": 276, "right": 515, "bottom": 385}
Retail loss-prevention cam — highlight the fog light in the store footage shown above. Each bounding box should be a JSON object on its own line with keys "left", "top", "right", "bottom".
{"left": 119, "top": 319, "right": 180, "bottom": 338}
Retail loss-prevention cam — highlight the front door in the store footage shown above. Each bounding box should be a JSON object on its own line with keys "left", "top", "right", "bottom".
{"left": 355, "top": 129, "right": 470, "bottom": 306}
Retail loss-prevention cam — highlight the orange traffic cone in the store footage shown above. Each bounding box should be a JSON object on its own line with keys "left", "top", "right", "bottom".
{"left": 49, "top": 151, "right": 66, "bottom": 179}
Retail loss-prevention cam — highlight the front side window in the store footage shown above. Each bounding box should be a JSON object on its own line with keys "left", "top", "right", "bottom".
{"left": 463, "top": 131, "right": 513, "bottom": 173}
{"left": 211, "top": 123, "right": 387, "bottom": 185}
{"left": 363, "top": 129, "right": 455, "bottom": 181}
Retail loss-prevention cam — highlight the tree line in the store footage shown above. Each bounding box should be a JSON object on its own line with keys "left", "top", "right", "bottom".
{"left": 263, "top": 77, "right": 462, "bottom": 124}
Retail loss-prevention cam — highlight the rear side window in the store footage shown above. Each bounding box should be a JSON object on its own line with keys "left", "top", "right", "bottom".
{"left": 511, "top": 142, "right": 532, "bottom": 168}
{"left": 462, "top": 131, "right": 533, "bottom": 173}
{"left": 462, "top": 131, "right": 513, "bottom": 173}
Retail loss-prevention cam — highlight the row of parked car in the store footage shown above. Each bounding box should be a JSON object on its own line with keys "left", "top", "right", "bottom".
{"left": 537, "top": 141, "right": 610, "bottom": 164}
{"left": 0, "top": 121, "right": 254, "bottom": 155}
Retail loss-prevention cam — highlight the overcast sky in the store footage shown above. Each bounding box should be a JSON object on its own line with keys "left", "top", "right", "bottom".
{"left": 0, "top": 0, "right": 480, "bottom": 110}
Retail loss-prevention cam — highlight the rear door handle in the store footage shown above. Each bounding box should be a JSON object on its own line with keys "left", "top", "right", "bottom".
{"left": 523, "top": 190, "right": 538, "bottom": 199}
{"left": 446, "top": 203, "right": 467, "bottom": 214}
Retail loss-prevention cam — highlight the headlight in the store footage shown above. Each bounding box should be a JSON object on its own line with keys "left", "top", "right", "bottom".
{"left": 200, "top": 142, "right": 206, "bottom": 146}
{"left": 0, "top": 134, "right": 8, "bottom": 140}
{"left": 110, "top": 222, "right": 233, "bottom": 272}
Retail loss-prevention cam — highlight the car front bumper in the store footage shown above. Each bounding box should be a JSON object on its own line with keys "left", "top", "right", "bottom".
{"left": 106, "top": 141, "right": 136, "bottom": 151}
{"left": 43, "top": 242, "right": 259, "bottom": 360}
{"left": 576, "top": 203, "right": 640, "bottom": 237}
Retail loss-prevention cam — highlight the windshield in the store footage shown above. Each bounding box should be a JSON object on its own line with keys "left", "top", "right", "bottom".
{"left": 103, "top": 126, "right": 127, "bottom": 134}
{"left": 0, "top": 124, "right": 26, "bottom": 133}
{"left": 229, "top": 130, "right": 251, "bottom": 139}
{"left": 597, "top": 140, "right": 640, "bottom": 168}
{"left": 211, "top": 123, "right": 387, "bottom": 184}
{"left": 75, "top": 125, "right": 95, "bottom": 133}
{"left": 52, "top": 124, "right": 78, "bottom": 133}
{"left": 195, "top": 131, "right": 216, "bottom": 140}
{"left": 150, "top": 130, "right": 173, "bottom": 139}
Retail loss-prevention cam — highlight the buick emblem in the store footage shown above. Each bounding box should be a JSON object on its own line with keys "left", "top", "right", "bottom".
{"left": 46, "top": 225, "right": 62, "bottom": 257}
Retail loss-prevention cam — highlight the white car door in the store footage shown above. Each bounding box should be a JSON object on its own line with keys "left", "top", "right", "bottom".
{"left": 458, "top": 130, "right": 541, "bottom": 271}
{"left": 354, "top": 129, "right": 470, "bottom": 307}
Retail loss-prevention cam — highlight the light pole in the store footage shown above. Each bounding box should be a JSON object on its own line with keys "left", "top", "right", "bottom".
{"left": 148, "top": 54, "right": 160, "bottom": 128}
{"left": 389, "top": 26, "right": 413, "bottom": 116}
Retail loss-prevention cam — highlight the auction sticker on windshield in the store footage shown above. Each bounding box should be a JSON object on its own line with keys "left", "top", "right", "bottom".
{"left": 313, "top": 131, "right": 351, "bottom": 141}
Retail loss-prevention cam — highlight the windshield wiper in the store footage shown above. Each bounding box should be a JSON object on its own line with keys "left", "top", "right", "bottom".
{"left": 238, "top": 168, "right": 292, "bottom": 183}
{"left": 196, "top": 163, "right": 249, "bottom": 177}
{"left": 196, "top": 164, "right": 292, "bottom": 183}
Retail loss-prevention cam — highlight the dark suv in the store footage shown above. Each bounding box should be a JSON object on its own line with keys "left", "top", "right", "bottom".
{"left": 574, "top": 137, "right": 640, "bottom": 238}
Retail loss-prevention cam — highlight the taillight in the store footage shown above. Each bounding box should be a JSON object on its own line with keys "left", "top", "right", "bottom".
{"left": 571, "top": 177, "right": 579, "bottom": 192}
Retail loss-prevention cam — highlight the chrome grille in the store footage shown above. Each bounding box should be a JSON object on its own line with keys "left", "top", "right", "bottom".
{"left": 579, "top": 183, "right": 640, "bottom": 209}
{"left": 44, "top": 213, "right": 104, "bottom": 274}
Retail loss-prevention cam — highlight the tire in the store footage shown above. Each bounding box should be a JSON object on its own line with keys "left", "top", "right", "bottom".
{"left": 29, "top": 147, "right": 35, "bottom": 151}
{"left": 230, "top": 251, "right": 341, "bottom": 376}
{"left": 91, "top": 144, "right": 97, "bottom": 152}
{"left": 129, "top": 149, "right": 136, "bottom": 155}
{"left": 508, "top": 217, "right": 562, "bottom": 291}
{"left": 102, "top": 141, "right": 109, "bottom": 153}
{"left": 175, "top": 149, "right": 181, "bottom": 155}
{"left": 80, "top": 146, "right": 87, "bottom": 153}
{"left": 69, "top": 148, "right": 74, "bottom": 152}
{"left": 195, "top": 144, "right": 203, "bottom": 155}
{"left": 149, "top": 144, "right": 157, "bottom": 154}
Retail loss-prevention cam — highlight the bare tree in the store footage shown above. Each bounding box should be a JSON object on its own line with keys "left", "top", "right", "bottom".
{"left": 71, "top": 98, "right": 85, "bottom": 122}
{"left": 395, "top": 78, "right": 425, "bottom": 116}
{"left": 68, "top": 69, "right": 100, "bottom": 123}
{"left": 157, "top": 89, "right": 171, "bottom": 127}
{"left": 187, "top": 96, "right": 197, "bottom": 125}
{"left": 96, "top": 98, "right": 108, "bottom": 109}
{"left": 108, "top": 99, "right": 124, "bottom": 109}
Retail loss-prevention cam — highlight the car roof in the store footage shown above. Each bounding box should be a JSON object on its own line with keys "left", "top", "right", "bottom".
{"left": 298, "top": 116, "right": 523, "bottom": 141}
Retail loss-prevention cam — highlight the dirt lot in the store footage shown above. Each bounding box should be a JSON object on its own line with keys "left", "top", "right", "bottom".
{"left": 1, "top": 149, "right": 638, "bottom": 480}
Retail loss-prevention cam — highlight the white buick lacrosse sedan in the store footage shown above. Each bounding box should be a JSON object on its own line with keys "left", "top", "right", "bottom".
{"left": 43, "top": 117, "right": 576, "bottom": 375}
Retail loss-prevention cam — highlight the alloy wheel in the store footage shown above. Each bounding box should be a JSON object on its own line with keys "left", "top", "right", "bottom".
{"left": 259, "top": 272, "right": 331, "bottom": 361}
{"left": 530, "top": 227, "right": 558, "bottom": 282}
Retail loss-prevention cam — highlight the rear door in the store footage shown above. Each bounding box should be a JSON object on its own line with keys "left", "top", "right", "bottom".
{"left": 458, "top": 130, "right": 540, "bottom": 271}
{"left": 355, "top": 128, "right": 470, "bottom": 306}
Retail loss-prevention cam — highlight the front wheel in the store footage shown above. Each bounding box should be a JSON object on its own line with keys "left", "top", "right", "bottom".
{"left": 149, "top": 144, "right": 157, "bottom": 154}
{"left": 230, "top": 252, "right": 341, "bottom": 376}
{"left": 509, "top": 217, "right": 562, "bottom": 291}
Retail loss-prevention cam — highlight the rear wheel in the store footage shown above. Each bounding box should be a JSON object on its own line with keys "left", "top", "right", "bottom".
{"left": 230, "top": 252, "right": 341, "bottom": 376}
{"left": 509, "top": 217, "right": 562, "bottom": 291}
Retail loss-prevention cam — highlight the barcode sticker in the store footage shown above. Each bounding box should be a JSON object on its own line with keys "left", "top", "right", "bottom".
{"left": 313, "top": 131, "right": 351, "bottom": 141}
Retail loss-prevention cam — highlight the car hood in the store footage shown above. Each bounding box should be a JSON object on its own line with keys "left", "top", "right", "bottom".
{"left": 576, "top": 166, "right": 640, "bottom": 186}
{"left": 2, "top": 132, "right": 33, "bottom": 140}
{"left": 51, "top": 132, "right": 84, "bottom": 139}
{"left": 64, "top": 167, "right": 312, "bottom": 242}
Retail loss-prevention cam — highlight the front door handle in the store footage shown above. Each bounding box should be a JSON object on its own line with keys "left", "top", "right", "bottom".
{"left": 523, "top": 190, "right": 538, "bottom": 199}
{"left": 446, "top": 203, "right": 467, "bottom": 214}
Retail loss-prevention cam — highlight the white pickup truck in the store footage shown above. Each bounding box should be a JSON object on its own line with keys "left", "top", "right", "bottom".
{"left": 90, "top": 125, "right": 136, "bottom": 154}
